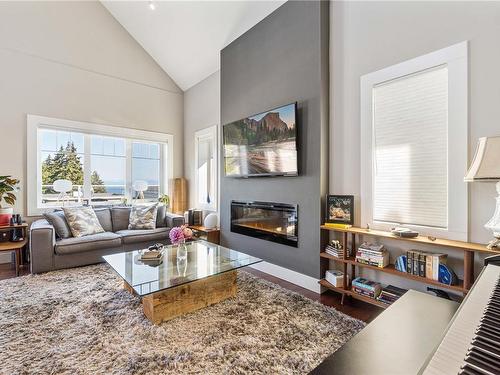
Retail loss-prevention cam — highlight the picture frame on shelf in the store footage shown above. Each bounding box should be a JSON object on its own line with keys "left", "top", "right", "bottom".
{"left": 326, "top": 195, "right": 354, "bottom": 225}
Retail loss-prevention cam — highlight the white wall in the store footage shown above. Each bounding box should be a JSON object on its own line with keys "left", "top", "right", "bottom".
{"left": 183, "top": 71, "right": 220, "bottom": 210}
{"left": 0, "top": 1, "right": 184, "bottom": 220}
{"left": 330, "top": 1, "right": 500, "bottom": 293}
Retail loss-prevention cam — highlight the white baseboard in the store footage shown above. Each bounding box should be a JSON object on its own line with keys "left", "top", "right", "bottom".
{"left": 0, "top": 253, "right": 11, "bottom": 264}
{"left": 249, "top": 261, "right": 322, "bottom": 294}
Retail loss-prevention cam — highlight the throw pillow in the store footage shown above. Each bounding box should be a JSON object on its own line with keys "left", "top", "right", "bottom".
{"left": 128, "top": 203, "right": 158, "bottom": 230}
{"left": 62, "top": 206, "right": 105, "bottom": 238}
{"left": 43, "top": 211, "right": 72, "bottom": 239}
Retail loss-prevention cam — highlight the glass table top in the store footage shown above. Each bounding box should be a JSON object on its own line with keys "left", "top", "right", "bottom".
{"left": 103, "top": 240, "right": 262, "bottom": 296}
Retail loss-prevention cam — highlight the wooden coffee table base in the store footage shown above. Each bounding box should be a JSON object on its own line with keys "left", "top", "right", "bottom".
{"left": 124, "top": 270, "right": 237, "bottom": 324}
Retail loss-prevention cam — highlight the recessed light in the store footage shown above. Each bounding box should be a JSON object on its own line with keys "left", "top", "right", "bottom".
{"left": 149, "top": 1, "right": 155, "bottom": 10}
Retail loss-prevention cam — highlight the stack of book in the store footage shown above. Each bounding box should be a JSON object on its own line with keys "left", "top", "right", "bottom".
{"left": 405, "top": 250, "right": 447, "bottom": 280}
{"left": 324, "top": 242, "right": 346, "bottom": 258}
{"left": 352, "top": 277, "right": 382, "bottom": 299}
{"left": 377, "top": 285, "right": 408, "bottom": 305}
{"left": 140, "top": 250, "right": 163, "bottom": 263}
{"left": 356, "top": 242, "right": 389, "bottom": 268}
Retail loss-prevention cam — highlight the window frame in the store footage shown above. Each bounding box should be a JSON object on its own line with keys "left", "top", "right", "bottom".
{"left": 194, "top": 125, "right": 218, "bottom": 212}
{"left": 360, "top": 41, "right": 468, "bottom": 241}
{"left": 27, "top": 115, "right": 174, "bottom": 216}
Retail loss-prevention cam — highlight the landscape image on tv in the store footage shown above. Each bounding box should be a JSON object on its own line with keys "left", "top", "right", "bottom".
{"left": 223, "top": 102, "right": 297, "bottom": 177}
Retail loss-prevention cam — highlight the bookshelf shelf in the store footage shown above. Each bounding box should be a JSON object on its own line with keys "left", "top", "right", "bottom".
{"left": 320, "top": 225, "right": 498, "bottom": 254}
{"left": 319, "top": 279, "right": 389, "bottom": 309}
{"left": 319, "top": 225, "right": 496, "bottom": 308}
{"left": 320, "top": 253, "right": 466, "bottom": 293}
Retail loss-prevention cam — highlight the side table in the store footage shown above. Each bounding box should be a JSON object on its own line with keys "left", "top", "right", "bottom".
{"left": 188, "top": 225, "right": 220, "bottom": 245}
{"left": 0, "top": 223, "right": 28, "bottom": 276}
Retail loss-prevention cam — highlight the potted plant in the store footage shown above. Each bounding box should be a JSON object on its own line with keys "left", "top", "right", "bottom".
{"left": 159, "top": 194, "right": 170, "bottom": 208}
{"left": 0, "top": 175, "right": 20, "bottom": 226}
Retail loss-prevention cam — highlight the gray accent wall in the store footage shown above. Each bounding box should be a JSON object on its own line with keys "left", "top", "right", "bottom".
{"left": 220, "top": 1, "right": 329, "bottom": 278}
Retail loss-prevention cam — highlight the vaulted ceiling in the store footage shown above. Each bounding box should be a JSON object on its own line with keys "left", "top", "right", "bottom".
{"left": 102, "top": 1, "right": 285, "bottom": 91}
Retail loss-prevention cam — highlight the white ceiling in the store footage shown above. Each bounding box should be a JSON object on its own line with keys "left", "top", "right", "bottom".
{"left": 102, "top": 1, "right": 285, "bottom": 91}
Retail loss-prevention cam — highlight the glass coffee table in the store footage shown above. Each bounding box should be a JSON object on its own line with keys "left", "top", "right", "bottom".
{"left": 103, "top": 240, "right": 262, "bottom": 324}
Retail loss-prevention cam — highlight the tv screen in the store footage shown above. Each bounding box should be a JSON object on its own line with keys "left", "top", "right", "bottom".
{"left": 223, "top": 102, "right": 298, "bottom": 177}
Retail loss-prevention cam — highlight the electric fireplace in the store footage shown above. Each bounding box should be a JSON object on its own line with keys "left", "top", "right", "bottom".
{"left": 230, "top": 201, "right": 298, "bottom": 247}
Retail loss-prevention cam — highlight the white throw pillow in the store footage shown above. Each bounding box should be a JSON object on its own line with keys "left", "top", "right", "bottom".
{"left": 62, "top": 206, "right": 105, "bottom": 238}
{"left": 128, "top": 203, "right": 158, "bottom": 230}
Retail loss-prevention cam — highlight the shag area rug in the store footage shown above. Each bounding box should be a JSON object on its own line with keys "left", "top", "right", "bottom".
{"left": 0, "top": 264, "right": 365, "bottom": 374}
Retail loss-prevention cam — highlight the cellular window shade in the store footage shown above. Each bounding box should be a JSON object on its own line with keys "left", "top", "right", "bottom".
{"left": 372, "top": 65, "right": 448, "bottom": 228}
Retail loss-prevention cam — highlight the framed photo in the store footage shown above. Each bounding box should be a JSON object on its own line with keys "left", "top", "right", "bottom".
{"left": 326, "top": 195, "right": 354, "bottom": 225}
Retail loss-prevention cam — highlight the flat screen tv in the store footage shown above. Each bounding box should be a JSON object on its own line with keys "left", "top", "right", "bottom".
{"left": 223, "top": 102, "right": 298, "bottom": 177}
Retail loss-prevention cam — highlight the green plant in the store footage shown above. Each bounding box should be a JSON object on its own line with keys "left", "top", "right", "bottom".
{"left": 159, "top": 194, "right": 170, "bottom": 207}
{"left": 0, "top": 176, "right": 20, "bottom": 208}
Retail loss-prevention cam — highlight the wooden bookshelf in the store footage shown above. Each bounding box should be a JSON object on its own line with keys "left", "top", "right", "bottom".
{"left": 319, "top": 225, "right": 500, "bottom": 308}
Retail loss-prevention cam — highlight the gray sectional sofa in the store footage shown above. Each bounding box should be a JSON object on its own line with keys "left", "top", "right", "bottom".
{"left": 29, "top": 205, "right": 184, "bottom": 273}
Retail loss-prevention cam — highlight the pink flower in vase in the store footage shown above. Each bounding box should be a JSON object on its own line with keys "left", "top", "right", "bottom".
{"left": 169, "top": 226, "right": 185, "bottom": 245}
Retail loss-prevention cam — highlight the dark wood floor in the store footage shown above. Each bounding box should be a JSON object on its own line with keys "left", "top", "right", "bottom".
{"left": 0, "top": 262, "right": 381, "bottom": 323}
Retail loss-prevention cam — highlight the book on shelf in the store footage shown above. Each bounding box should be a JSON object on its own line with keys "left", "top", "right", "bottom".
{"left": 356, "top": 242, "right": 389, "bottom": 268}
{"left": 323, "top": 223, "right": 352, "bottom": 229}
{"left": 324, "top": 245, "right": 346, "bottom": 258}
{"left": 352, "top": 277, "right": 382, "bottom": 297}
{"left": 376, "top": 285, "right": 408, "bottom": 305}
{"left": 402, "top": 250, "right": 447, "bottom": 281}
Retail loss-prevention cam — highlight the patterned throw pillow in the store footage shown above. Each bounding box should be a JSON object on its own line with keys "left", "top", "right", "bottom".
{"left": 128, "top": 203, "right": 158, "bottom": 230}
{"left": 62, "top": 206, "right": 105, "bottom": 238}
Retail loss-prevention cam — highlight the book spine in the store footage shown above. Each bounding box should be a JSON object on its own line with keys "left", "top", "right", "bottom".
{"left": 406, "top": 251, "right": 413, "bottom": 274}
{"left": 413, "top": 251, "right": 420, "bottom": 276}
{"left": 419, "top": 253, "right": 426, "bottom": 277}
{"left": 425, "top": 253, "right": 433, "bottom": 280}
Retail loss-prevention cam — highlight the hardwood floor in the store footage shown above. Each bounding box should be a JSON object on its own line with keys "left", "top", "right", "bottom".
{"left": 0, "top": 262, "right": 381, "bottom": 323}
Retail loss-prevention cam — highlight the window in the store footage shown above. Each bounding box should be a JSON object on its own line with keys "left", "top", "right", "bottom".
{"left": 27, "top": 115, "right": 173, "bottom": 215}
{"left": 360, "top": 42, "right": 468, "bottom": 240}
{"left": 195, "top": 126, "right": 218, "bottom": 211}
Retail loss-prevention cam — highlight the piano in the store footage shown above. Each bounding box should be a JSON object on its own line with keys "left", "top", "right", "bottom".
{"left": 310, "top": 255, "right": 500, "bottom": 375}
{"left": 420, "top": 257, "right": 500, "bottom": 375}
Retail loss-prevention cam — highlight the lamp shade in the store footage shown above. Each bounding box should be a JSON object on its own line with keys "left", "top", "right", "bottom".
{"left": 132, "top": 180, "right": 148, "bottom": 192}
{"left": 53, "top": 179, "right": 72, "bottom": 193}
{"left": 464, "top": 136, "right": 500, "bottom": 182}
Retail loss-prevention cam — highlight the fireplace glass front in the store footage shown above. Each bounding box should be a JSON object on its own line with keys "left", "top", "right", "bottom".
{"left": 230, "top": 201, "right": 298, "bottom": 247}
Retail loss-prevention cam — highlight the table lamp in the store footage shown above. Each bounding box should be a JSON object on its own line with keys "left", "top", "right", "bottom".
{"left": 464, "top": 136, "right": 500, "bottom": 249}
{"left": 53, "top": 179, "right": 73, "bottom": 206}
{"left": 132, "top": 180, "right": 148, "bottom": 203}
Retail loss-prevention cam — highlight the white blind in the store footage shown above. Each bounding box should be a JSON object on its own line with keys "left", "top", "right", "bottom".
{"left": 372, "top": 65, "right": 448, "bottom": 228}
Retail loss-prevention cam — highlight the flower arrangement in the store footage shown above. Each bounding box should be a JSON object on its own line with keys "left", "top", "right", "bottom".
{"left": 169, "top": 224, "right": 193, "bottom": 245}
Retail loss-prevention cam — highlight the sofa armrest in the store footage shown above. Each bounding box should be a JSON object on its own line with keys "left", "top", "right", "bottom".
{"left": 165, "top": 213, "right": 185, "bottom": 228}
{"left": 30, "top": 219, "right": 56, "bottom": 273}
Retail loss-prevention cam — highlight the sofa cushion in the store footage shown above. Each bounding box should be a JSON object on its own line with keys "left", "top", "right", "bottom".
{"left": 156, "top": 204, "right": 166, "bottom": 228}
{"left": 111, "top": 207, "right": 131, "bottom": 232}
{"left": 43, "top": 211, "right": 72, "bottom": 239}
{"left": 54, "top": 232, "right": 121, "bottom": 255}
{"left": 128, "top": 203, "right": 158, "bottom": 230}
{"left": 116, "top": 227, "right": 170, "bottom": 245}
{"left": 93, "top": 208, "right": 113, "bottom": 232}
{"left": 62, "top": 206, "right": 104, "bottom": 238}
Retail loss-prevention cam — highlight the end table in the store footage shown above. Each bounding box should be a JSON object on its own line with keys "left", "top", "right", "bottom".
{"left": 0, "top": 223, "right": 28, "bottom": 276}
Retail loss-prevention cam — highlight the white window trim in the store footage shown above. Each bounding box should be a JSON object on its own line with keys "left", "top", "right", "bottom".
{"left": 360, "top": 41, "right": 468, "bottom": 241}
{"left": 194, "top": 125, "right": 218, "bottom": 212}
{"left": 27, "top": 114, "right": 174, "bottom": 216}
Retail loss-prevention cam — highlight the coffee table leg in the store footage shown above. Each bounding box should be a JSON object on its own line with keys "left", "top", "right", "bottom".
{"left": 142, "top": 270, "right": 237, "bottom": 324}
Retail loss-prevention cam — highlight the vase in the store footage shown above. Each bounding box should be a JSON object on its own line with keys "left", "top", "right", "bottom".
{"left": 176, "top": 239, "right": 188, "bottom": 261}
